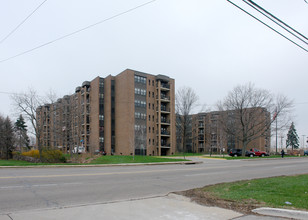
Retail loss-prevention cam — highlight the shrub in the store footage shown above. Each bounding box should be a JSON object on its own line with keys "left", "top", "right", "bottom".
{"left": 42, "top": 149, "right": 66, "bottom": 163}
{"left": 22, "top": 149, "right": 66, "bottom": 163}
{"left": 22, "top": 150, "right": 40, "bottom": 158}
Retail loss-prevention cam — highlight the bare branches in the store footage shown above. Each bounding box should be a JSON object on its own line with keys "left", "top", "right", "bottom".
{"left": 176, "top": 86, "right": 199, "bottom": 116}
{"left": 217, "top": 83, "right": 293, "bottom": 153}
{"left": 176, "top": 87, "right": 199, "bottom": 155}
{"left": 10, "top": 88, "right": 59, "bottom": 158}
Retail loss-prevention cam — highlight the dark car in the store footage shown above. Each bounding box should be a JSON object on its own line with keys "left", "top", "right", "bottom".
{"left": 229, "top": 149, "right": 255, "bottom": 157}
{"left": 304, "top": 150, "right": 308, "bottom": 156}
{"left": 229, "top": 149, "right": 242, "bottom": 157}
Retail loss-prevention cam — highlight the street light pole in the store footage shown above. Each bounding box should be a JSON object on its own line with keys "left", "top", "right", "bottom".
{"left": 302, "top": 135, "right": 306, "bottom": 149}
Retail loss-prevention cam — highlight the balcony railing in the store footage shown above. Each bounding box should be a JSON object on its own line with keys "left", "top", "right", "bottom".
{"left": 161, "top": 83, "right": 170, "bottom": 90}
{"left": 161, "top": 131, "right": 170, "bottom": 136}
{"left": 161, "top": 143, "right": 171, "bottom": 148}
{"left": 161, "top": 120, "right": 170, "bottom": 124}
{"left": 161, "top": 107, "right": 170, "bottom": 112}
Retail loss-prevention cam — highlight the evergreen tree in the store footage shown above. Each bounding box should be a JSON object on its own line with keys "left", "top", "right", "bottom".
{"left": 286, "top": 122, "right": 299, "bottom": 150}
{"left": 0, "top": 116, "right": 15, "bottom": 159}
{"left": 15, "top": 115, "right": 30, "bottom": 152}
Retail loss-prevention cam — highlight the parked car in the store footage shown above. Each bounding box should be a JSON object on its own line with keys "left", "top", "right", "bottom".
{"left": 229, "top": 149, "right": 242, "bottom": 157}
{"left": 228, "top": 149, "right": 255, "bottom": 157}
{"left": 250, "top": 148, "right": 269, "bottom": 157}
{"left": 72, "top": 146, "right": 85, "bottom": 154}
{"left": 304, "top": 150, "right": 308, "bottom": 156}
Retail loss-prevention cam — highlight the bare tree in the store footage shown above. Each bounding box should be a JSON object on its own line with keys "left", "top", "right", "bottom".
{"left": 176, "top": 86, "right": 199, "bottom": 158}
{"left": 217, "top": 83, "right": 293, "bottom": 155}
{"left": 11, "top": 89, "right": 58, "bottom": 159}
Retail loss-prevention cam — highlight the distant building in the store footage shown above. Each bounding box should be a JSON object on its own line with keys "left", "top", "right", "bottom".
{"left": 36, "top": 69, "right": 176, "bottom": 156}
{"left": 177, "top": 108, "right": 271, "bottom": 153}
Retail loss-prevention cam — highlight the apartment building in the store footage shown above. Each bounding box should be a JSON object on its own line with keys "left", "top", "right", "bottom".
{"left": 36, "top": 69, "right": 176, "bottom": 156}
{"left": 177, "top": 108, "right": 271, "bottom": 154}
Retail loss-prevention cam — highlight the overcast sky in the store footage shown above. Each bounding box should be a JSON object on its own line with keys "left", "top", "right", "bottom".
{"left": 0, "top": 0, "right": 307, "bottom": 148}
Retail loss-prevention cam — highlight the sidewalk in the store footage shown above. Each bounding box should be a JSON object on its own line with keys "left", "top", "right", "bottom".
{"left": 1, "top": 194, "right": 308, "bottom": 220}
{"left": 0, "top": 194, "right": 242, "bottom": 220}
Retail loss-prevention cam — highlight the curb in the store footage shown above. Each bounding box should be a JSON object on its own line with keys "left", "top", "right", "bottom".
{"left": 0, "top": 161, "right": 202, "bottom": 168}
{"left": 252, "top": 207, "right": 308, "bottom": 220}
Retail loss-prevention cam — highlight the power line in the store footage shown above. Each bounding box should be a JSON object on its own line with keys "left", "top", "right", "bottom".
{"left": 227, "top": 0, "right": 308, "bottom": 53}
{"left": 0, "top": 91, "right": 19, "bottom": 95}
{"left": 243, "top": 0, "right": 308, "bottom": 44}
{"left": 0, "top": 0, "right": 48, "bottom": 45}
{"left": 0, "top": 0, "right": 157, "bottom": 64}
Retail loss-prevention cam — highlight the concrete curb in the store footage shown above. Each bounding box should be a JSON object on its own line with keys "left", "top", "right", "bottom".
{"left": 252, "top": 207, "right": 308, "bottom": 220}
{"left": 0, "top": 161, "right": 202, "bottom": 168}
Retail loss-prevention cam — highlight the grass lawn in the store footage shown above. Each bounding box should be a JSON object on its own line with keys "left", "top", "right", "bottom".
{"left": 0, "top": 156, "right": 188, "bottom": 166}
{"left": 90, "top": 155, "right": 188, "bottom": 164}
{"left": 202, "top": 174, "right": 308, "bottom": 210}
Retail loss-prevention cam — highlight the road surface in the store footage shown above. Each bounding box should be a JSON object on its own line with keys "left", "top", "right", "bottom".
{"left": 1, "top": 157, "right": 307, "bottom": 214}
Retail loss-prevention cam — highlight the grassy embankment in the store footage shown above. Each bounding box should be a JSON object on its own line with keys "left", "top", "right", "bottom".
{"left": 201, "top": 174, "right": 308, "bottom": 210}
{"left": 0, "top": 155, "right": 188, "bottom": 166}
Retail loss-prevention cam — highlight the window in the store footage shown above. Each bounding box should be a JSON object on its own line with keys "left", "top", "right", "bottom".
{"left": 134, "top": 75, "right": 146, "bottom": 84}
{"left": 149, "top": 80, "right": 151, "bottom": 85}
{"left": 135, "top": 88, "right": 146, "bottom": 96}
{"left": 149, "top": 91, "right": 150, "bottom": 97}
{"left": 135, "top": 100, "right": 146, "bottom": 108}
{"left": 149, "top": 115, "right": 151, "bottom": 121}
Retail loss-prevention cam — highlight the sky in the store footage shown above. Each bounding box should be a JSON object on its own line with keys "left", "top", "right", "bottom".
{"left": 0, "top": 0, "right": 307, "bottom": 148}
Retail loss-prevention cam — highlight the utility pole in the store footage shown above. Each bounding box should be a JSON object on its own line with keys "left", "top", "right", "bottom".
{"left": 273, "top": 108, "right": 278, "bottom": 153}
{"left": 276, "top": 118, "right": 278, "bottom": 153}
{"left": 280, "top": 136, "right": 284, "bottom": 150}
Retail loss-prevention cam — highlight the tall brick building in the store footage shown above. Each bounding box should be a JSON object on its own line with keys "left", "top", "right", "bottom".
{"left": 177, "top": 108, "right": 271, "bottom": 154}
{"left": 37, "top": 69, "right": 176, "bottom": 156}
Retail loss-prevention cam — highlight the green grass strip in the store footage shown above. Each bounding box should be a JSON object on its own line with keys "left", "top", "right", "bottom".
{"left": 0, "top": 156, "right": 188, "bottom": 166}
{"left": 203, "top": 174, "right": 308, "bottom": 210}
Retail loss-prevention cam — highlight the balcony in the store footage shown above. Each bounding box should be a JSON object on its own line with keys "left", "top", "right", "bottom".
{"left": 198, "top": 137, "right": 205, "bottom": 141}
{"left": 160, "top": 83, "right": 170, "bottom": 90}
{"left": 160, "top": 107, "right": 170, "bottom": 113}
{"left": 198, "top": 145, "right": 205, "bottom": 149}
{"left": 160, "top": 119, "right": 170, "bottom": 124}
{"left": 161, "top": 131, "right": 170, "bottom": 136}
{"left": 161, "top": 143, "right": 171, "bottom": 148}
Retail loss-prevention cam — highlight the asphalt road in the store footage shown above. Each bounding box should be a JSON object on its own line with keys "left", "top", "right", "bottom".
{"left": 1, "top": 157, "right": 308, "bottom": 214}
